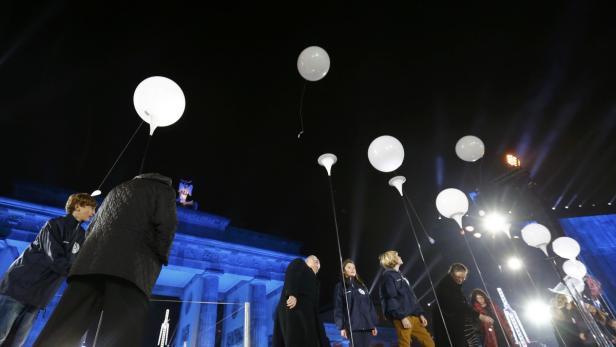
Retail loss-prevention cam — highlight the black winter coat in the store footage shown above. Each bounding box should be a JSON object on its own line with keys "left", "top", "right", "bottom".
{"left": 379, "top": 269, "right": 424, "bottom": 320}
{"left": 334, "top": 278, "right": 378, "bottom": 331}
{"left": 69, "top": 173, "right": 177, "bottom": 297}
{"left": 272, "top": 258, "right": 330, "bottom": 347}
{"left": 0, "top": 214, "right": 85, "bottom": 308}
{"left": 432, "top": 274, "right": 480, "bottom": 347}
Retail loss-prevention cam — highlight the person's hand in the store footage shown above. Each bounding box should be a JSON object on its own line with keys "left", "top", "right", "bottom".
{"left": 371, "top": 327, "right": 378, "bottom": 336}
{"left": 579, "top": 332, "right": 586, "bottom": 341}
{"left": 479, "top": 314, "right": 494, "bottom": 325}
{"left": 401, "top": 317, "right": 412, "bottom": 329}
{"left": 420, "top": 315, "right": 428, "bottom": 327}
{"left": 286, "top": 295, "right": 297, "bottom": 309}
{"left": 340, "top": 329, "right": 348, "bottom": 339}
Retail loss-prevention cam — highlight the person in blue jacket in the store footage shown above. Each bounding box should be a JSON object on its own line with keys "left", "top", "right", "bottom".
{"left": 379, "top": 250, "right": 435, "bottom": 347}
{"left": 0, "top": 193, "right": 96, "bottom": 346}
{"left": 333, "top": 259, "right": 378, "bottom": 347}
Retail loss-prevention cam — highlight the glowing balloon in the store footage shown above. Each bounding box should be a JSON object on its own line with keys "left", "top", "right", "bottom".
{"left": 388, "top": 176, "right": 406, "bottom": 196}
{"left": 317, "top": 153, "right": 337, "bottom": 176}
{"left": 297, "top": 46, "right": 330, "bottom": 82}
{"left": 133, "top": 76, "right": 186, "bottom": 135}
{"left": 367, "top": 135, "right": 405, "bottom": 172}
{"left": 563, "top": 259, "right": 587, "bottom": 280}
{"left": 521, "top": 223, "right": 552, "bottom": 256}
{"left": 455, "top": 135, "right": 485, "bottom": 162}
{"left": 552, "top": 237, "right": 581, "bottom": 260}
{"left": 436, "top": 188, "right": 469, "bottom": 229}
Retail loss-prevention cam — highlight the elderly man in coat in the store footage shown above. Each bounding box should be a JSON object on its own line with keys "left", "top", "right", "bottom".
{"left": 33, "top": 173, "right": 177, "bottom": 347}
{"left": 273, "top": 255, "right": 330, "bottom": 347}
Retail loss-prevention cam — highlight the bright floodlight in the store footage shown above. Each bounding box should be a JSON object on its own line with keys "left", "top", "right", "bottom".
{"left": 505, "top": 154, "right": 521, "bottom": 168}
{"left": 483, "top": 212, "right": 507, "bottom": 233}
{"left": 478, "top": 209, "right": 486, "bottom": 217}
{"left": 465, "top": 225, "right": 475, "bottom": 232}
{"left": 525, "top": 300, "right": 551, "bottom": 325}
{"left": 507, "top": 257, "right": 523, "bottom": 271}
{"left": 473, "top": 232, "right": 482, "bottom": 238}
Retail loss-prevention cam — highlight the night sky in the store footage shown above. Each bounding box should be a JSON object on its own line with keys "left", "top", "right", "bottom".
{"left": 2, "top": 1, "right": 616, "bottom": 312}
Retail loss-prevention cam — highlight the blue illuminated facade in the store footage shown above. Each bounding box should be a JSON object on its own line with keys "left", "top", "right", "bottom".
{"left": 560, "top": 214, "right": 616, "bottom": 313}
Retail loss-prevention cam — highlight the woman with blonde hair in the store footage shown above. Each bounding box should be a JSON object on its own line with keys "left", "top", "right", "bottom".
{"left": 333, "top": 259, "right": 378, "bottom": 347}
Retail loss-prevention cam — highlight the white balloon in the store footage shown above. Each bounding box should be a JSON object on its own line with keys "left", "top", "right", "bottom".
{"left": 521, "top": 223, "right": 552, "bottom": 256}
{"left": 436, "top": 188, "right": 469, "bottom": 228}
{"left": 367, "top": 135, "right": 405, "bottom": 172}
{"left": 562, "top": 260, "right": 587, "bottom": 280}
{"left": 552, "top": 237, "right": 581, "bottom": 260}
{"left": 455, "top": 135, "right": 485, "bottom": 162}
{"left": 297, "top": 46, "right": 330, "bottom": 82}
{"left": 133, "top": 76, "right": 186, "bottom": 135}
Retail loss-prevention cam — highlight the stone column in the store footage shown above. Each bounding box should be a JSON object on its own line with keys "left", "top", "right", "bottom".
{"left": 249, "top": 281, "right": 267, "bottom": 347}
{"left": 197, "top": 272, "right": 221, "bottom": 347}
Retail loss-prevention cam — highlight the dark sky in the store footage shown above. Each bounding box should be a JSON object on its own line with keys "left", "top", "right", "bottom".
{"left": 1, "top": 1, "right": 616, "bottom": 308}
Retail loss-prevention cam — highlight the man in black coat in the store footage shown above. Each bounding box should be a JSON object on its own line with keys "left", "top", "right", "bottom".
{"left": 273, "top": 255, "right": 330, "bottom": 347}
{"left": 0, "top": 193, "right": 96, "bottom": 346}
{"left": 33, "top": 173, "right": 178, "bottom": 347}
{"left": 432, "top": 263, "right": 493, "bottom": 347}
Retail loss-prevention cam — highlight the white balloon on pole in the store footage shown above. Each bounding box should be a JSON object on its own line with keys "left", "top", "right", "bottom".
{"left": 297, "top": 46, "right": 330, "bottom": 82}
{"left": 521, "top": 223, "right": 552, "bottom": 256}
{"left": 455, "top": 135, "right": 485, "bottom": 162}
{"left": 133, "top": 76, "right": 186, "bottom": 135}
{"left": 562, "top": 259, "right": 587, "bottom": 280}
{"left": 565, "top": 276, "right": 585, "bottom": 294}
{"left": 552, "top": 237, "right": 581, "bottom": 260}
{"left": 367, "top": 135, "right": 405, "bottom": 172}
{"left": 435, "top": 188, "right": 469, "bottom": 229}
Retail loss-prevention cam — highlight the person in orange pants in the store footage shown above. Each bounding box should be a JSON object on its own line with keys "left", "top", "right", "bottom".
{"left": 378, "top": 250, "right": 435, "bottom": 347}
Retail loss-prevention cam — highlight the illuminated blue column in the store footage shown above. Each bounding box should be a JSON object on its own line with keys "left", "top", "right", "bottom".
{"left": 0, "top": 240, "right": 18, "bottom": 274}
{"left": 249, "top": 281, "right": 267, "bottom": 347}
{"left": 197, "top": 273, "right": 220, "bottom": 347}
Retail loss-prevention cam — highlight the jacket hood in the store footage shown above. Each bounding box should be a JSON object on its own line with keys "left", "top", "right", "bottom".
{"left": 134, "top": 173, "right": 173, "bottom": 186}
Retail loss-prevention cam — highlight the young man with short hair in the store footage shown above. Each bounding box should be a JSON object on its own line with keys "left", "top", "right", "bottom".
{"left": 0, "top": 193, "right": 96, "bottom": 346}
{"left": 379, "top": 250, "right": 435, "bottom": 347}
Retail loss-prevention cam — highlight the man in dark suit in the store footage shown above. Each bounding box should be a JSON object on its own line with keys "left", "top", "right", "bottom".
{"left": 33, "top": 173, "right": 178, "bottom": 347}
{"left": 273, "top": 255, "right": 330, "bottom": 347}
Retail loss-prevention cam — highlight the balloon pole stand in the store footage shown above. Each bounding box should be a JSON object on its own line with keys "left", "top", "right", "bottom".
{"left": 319, "top": 154, "right": 355, "bottom": 347}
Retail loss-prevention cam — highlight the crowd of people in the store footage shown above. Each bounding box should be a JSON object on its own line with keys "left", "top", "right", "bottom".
{"left": 0, "top": 174, "right": 614, "bottom": 347}
{"left": 272, "top": 251, "right": 523, "bottom": 347}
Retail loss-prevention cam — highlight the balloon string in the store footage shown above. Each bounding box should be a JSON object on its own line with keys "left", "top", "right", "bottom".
{"left": 95, "top": 120, "right": 144, "bottom": 191}
{"left": 403, "top": 191, "right": 436, "bottom": 244}
{"left": 139, "top": 134, "right": 152, "bottom": 174}
{"left": 297, "top": 82, "right": 307, "bottom": 139}
{"left": 326, "top": 174, "right": 355, "bottom": 347}
{"left": 398, "top": 193, "right": 453, "bottom": 347}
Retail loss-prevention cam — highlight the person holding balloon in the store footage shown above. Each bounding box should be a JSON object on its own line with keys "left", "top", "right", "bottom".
{"left": 378, "top": 250, "right": 435, "bottom": 347}
{"left": 333, "top": 259, "right": 378, "bottom": 347}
